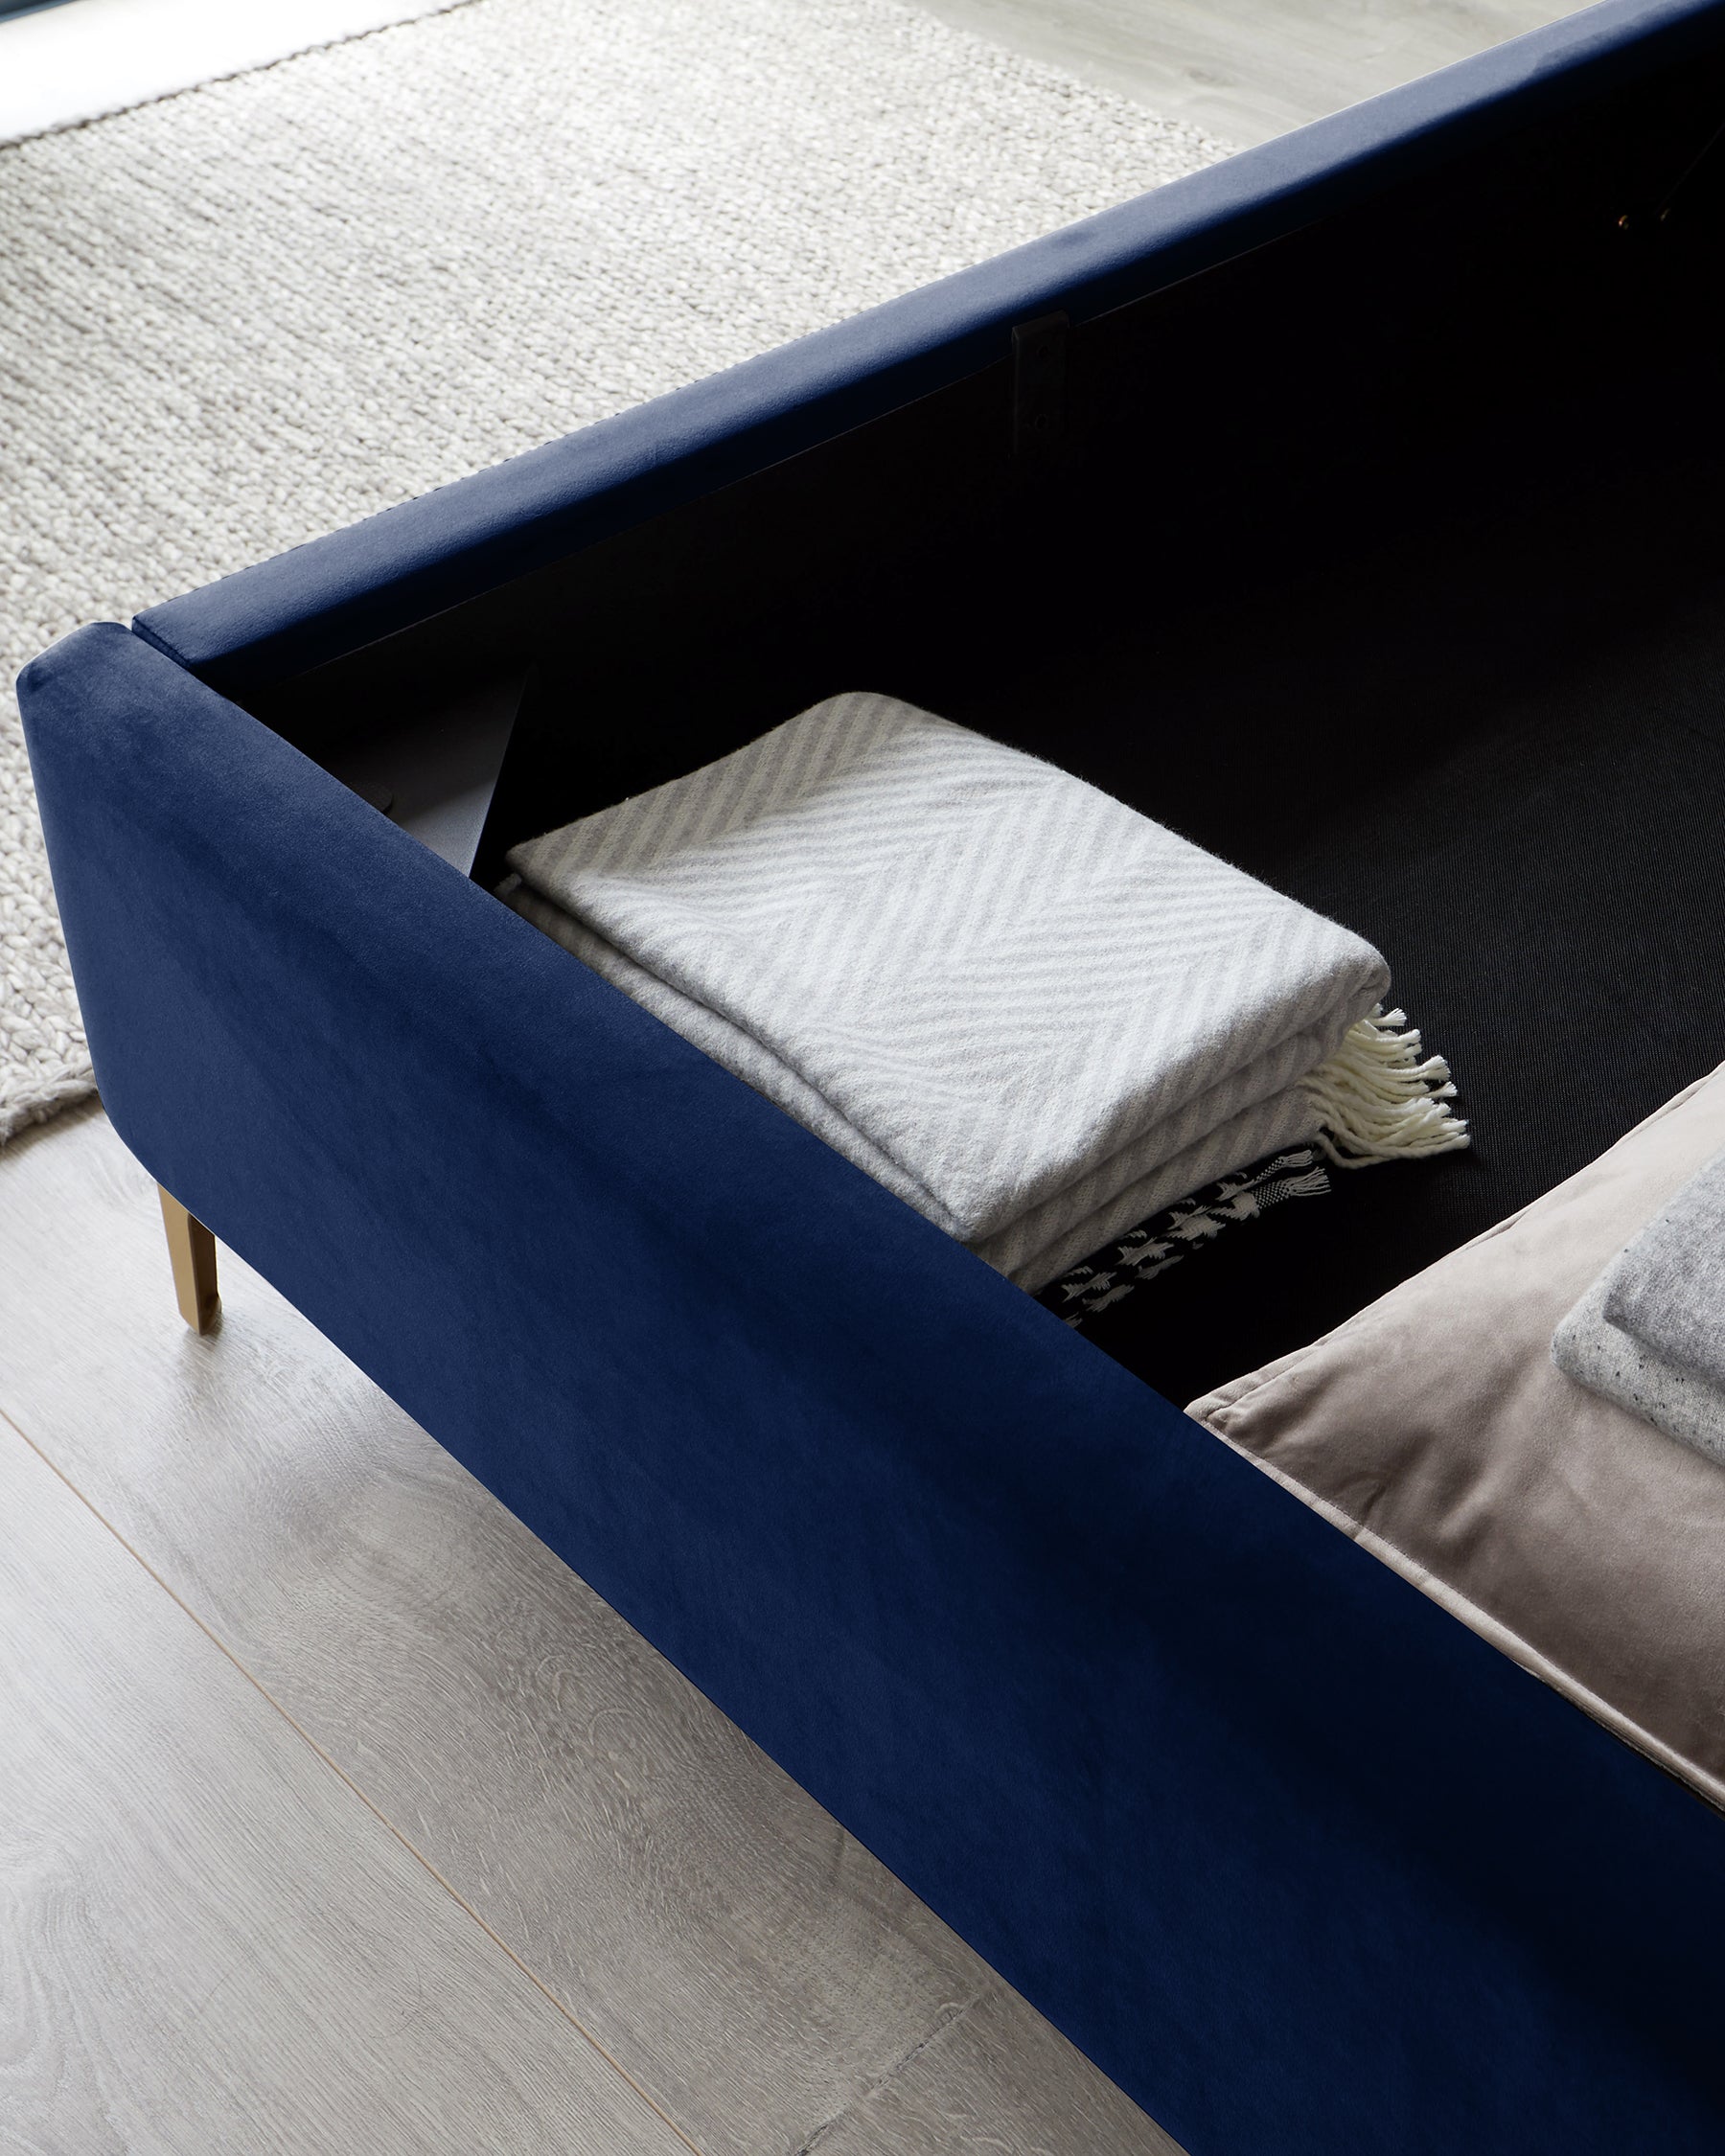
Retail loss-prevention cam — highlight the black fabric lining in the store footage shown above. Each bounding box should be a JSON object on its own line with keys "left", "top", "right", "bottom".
{"left": 977, "top": 459, "right": 1725, "bottom": 1407}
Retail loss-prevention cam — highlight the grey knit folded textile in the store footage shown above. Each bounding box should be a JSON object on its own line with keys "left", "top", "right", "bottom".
{"left": 1599, "top": 1148, "right": 1725, "bottom": 1389}
{"left": 505, "top": 692, "right": 1460, "bottom": 1291}
{"left": 1552, "top": 1273, "right": 1725, "bottom": 1470}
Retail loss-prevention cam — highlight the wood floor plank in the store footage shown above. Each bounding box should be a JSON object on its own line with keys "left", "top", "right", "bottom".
{"left": 0, "top": 1106, "right": 1184, "bottom": 2156}
{"left": 0, "top": 1418, "right": 689, "bottom": 2156}
{"left": 915, "top": 0, "right": 1580, "bottom": 145}
{"left": 811, "top": 1987, "right": 1186, "bottom": 2156}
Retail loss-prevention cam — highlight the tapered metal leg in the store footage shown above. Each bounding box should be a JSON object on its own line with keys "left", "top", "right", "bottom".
{"left": 158, "top": 1186, "right": 219, "bottom": 1334}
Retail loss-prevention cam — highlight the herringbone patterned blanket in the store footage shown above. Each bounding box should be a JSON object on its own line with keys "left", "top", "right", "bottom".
{"left": 506, "top": 694, "right": 1444, "bottom": 1289}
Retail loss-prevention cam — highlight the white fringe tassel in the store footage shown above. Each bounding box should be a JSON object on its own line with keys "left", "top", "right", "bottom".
{"left": 1301, "top": 1005, "right": 1471, "bottom": 1168}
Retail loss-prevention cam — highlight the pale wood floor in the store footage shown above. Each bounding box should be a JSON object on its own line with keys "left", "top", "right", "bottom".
{"left": 2, "top": 2, "right": 1599, "bottom": 2147}
{"left": 925, "top": 0, "right": 1579, "bottom": 145}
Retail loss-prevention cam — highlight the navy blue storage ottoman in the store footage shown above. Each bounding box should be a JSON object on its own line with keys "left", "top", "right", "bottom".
{"left": 21, "top": 3, "right": 1725, "bottom": 2146}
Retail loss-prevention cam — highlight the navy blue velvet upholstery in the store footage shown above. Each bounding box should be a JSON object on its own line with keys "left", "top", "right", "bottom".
{"left": 134, "top": 0, "right": 1725, "bottom": 697}
{"left": 23, "top": 622, "right": 1725, "bottom": 2154}
{"left": 29, "top": 1, "right": 1725, "bottom": 2139}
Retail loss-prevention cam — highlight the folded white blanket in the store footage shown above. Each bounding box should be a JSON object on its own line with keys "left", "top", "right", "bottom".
{"left": 505, "top": 693, "right": 1466, "bottom": 1289}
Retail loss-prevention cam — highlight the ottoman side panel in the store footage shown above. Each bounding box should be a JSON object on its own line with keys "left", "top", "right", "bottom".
{"left": 19, "top": 619, "right": 1725, "bottom": 2156}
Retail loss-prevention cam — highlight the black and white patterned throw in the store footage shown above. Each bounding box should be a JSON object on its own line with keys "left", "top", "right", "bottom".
{"left": 1035, "top": 1147, "right": 1331, "bottom": 1328}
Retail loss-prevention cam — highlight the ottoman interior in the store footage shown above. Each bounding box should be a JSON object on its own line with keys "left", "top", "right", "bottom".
{"left": 996, "top": 467, "right": 1725, "bottom": 1401}
{"left": 239, "top": 44, "right": 1725, "bottom": 1405}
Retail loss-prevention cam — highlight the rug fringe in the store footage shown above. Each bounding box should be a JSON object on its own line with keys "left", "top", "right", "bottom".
{"left": 1302, "top": 1005, "right": 1470, "bottom": 1166}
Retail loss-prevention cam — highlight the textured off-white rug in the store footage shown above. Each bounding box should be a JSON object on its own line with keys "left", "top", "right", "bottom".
{"left": 0, "top": 0, "right": 1229, "bottom": 1142}
{"left": 0, "top": 0, "right": 469, "bottom": 146}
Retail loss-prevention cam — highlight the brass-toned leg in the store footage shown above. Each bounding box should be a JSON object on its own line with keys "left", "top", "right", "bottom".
{"left": 158, "top": 1186, "right": 219, "bottom": 1334}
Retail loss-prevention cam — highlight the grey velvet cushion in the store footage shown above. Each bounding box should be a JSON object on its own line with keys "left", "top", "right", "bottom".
{"left": 1188, "top": 1063, "right": 1725, "bottom": 1807}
